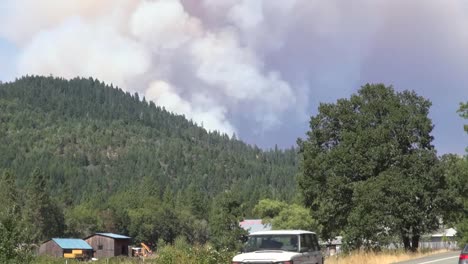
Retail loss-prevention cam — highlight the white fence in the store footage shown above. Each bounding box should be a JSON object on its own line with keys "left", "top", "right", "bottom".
{"left": 419, "top": 241, "right": 458, "bottom": 250}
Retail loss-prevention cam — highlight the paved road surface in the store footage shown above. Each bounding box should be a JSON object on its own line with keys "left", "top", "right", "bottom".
{"left": 394, "top": 251, "right": 459, "bottom": 264}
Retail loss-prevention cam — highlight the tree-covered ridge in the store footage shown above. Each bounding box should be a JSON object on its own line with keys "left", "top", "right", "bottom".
{"left": 0, "top": 76, "right": 298, "bottom": 245}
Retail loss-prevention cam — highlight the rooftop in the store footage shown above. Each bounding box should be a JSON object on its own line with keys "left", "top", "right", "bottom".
{"left": 52, "top": 238, "right": 92, "bottom": 250}
{"left": 95, "top": 233, "right": 131, "bottom": 239}
{"left": 431, "top": 228, "right": 457, "bottom": 237}
{"left": 250, "top": 230, "right": 316, "bottom": 236}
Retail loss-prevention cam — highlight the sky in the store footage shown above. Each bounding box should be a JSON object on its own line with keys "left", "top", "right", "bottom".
{"left": 0, "top": 0, "right": 467, "bottom": 155}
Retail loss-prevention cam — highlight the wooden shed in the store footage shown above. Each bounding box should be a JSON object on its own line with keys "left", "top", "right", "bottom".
{"left": 84, "top": 233, "right": 131, "bottom": 258}
{"left": 39, "top": 238, "right": 93, "bottom": 259}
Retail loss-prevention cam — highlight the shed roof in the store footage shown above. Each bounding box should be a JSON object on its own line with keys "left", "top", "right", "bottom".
{"left": 95, "top": 233, "right": 131, "bottom": 239}
{"left": 52, "top": 238, "right": 92, "bottom": 250}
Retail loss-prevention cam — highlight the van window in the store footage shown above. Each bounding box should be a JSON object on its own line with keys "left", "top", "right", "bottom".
{"left": 244, "top": 234, "right": 300, "bottom": 252}
{"left": 300, "top": 234, "right": 313, "bottom": 252}
{"left": 300, "top": 234, "right": 320, "bottom": 252}
{"left": 311, "top": 234, "right": 320, "bottom": 251}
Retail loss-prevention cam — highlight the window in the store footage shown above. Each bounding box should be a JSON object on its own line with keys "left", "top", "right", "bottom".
{"left": 311, "top": 234, "right": 320, "bottom": 251}
{"left": 243, "top": 235, "right": 299, "bottom": 252}
{"left": 300, "top": 234, "right": 320, "bottom": 252}
{"left": 300, "top": 234, "right": 313, "bottom": 252}
{"left": 98, "top": 244, "right": 103, "bottom": 250}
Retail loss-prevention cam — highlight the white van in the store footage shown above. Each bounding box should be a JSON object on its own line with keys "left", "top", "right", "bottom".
{"left": 232, "top": 230, "right": 324, "bottom": 264}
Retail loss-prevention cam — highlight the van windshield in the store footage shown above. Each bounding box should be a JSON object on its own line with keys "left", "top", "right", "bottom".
{"left": 243, "top": 234, "right": 299, "bottom": 252}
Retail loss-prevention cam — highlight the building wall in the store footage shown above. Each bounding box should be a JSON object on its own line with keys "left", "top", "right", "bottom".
{"left": 114, "top": 239, "right": 130, "bottom": 256}
{"left": 85, "top": 235, "right": 115, "bottom": 258}
{"left": 85, "top": 235, "right": 130, "bottom": 257}
{"left": 39, "top": 240, "right": 63, "bottom": 257}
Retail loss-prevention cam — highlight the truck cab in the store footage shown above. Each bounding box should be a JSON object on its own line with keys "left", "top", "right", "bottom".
{"left": 232, "top": 230, "right": 323, "bottom": 264}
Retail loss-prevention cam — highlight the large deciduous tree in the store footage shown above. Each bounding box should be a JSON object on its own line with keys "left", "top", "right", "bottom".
{"left": 298, "top": 84, "right": 442, "bottom": 251}
{"left": 450, "top": 101, "right": 468, "bottom": 245}
{"left": 253, "top": 199, "right": 319, "bottom": 231}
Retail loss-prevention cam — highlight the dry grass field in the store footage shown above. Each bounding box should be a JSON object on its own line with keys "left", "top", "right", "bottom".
{"left": 325, "top": 249, "right": 450, "bottom": 264}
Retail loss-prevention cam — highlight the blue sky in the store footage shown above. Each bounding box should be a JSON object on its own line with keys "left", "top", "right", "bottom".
{"left": 0, "top": 37, "right": 17, "bottom": 82}
{"left": 0, "top": 0, "right": 466, "bottom": 155}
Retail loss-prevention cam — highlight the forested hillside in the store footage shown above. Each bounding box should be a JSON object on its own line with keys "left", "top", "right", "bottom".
{"left": 0, "top": 76, "right": 297, "bottom": 247}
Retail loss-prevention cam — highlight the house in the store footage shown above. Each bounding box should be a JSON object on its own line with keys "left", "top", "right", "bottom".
{"left": 323, "top": 236, "right": 342, "bottom": 256}
{"left": 418, "top": 228, "right": 458, "bottom": 250}
{"left": 430, "top": 228, "right": 457, "bottom": 242}
{"left": 39, "top": 238, "right": 93, "bottom": 259}
{"left": 84, "top": 233, "right": 131, "bottom": 257}
{"left": 240, "top": 219, "right": 272, "bottom": 234}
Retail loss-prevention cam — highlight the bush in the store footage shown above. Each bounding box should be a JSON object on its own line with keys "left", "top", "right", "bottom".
{"left": 156, "top": 243, "right": 234, "bottom": 264}
{"left": 30, "top": 244, "right": 235, "bottom": 264}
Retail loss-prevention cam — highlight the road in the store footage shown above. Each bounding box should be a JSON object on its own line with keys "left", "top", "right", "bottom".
{"left": 394, "top": 251, "right": 460, "bottom": 264}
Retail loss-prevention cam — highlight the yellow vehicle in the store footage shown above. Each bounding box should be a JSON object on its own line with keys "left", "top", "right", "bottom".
{"left": 132, "top": 242, "right": 153, "bottom": 257}
{"left": 141, "top": 242, "right": 153, "bottom": 256}
{"left": 64, "top": 249, "right": 84, "bottom": 259}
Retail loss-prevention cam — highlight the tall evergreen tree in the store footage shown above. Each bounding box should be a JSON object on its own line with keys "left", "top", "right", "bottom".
{"left": 0, "top": 171, "right": 32, "bottom": 263}
{"left": 22, "top": 169, "right": 65, "bottom": 243}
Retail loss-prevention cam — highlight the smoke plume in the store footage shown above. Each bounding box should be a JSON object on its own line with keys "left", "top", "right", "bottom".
{"left": 1, "top": 0, "right": 467, "bottom": 152}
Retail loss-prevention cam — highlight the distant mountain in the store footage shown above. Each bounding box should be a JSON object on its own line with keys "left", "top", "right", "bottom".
{"left": 0, "top": 76, "right": 297, "bottom": 213}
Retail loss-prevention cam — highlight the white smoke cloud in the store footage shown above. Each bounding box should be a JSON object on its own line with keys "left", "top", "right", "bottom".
{"left": 1, "top": 0, "right": 468, "bottom": 149}
{"left": 0, "top": 0, "right": 134, "bottom": 44}
{"left": 0, "top": 0, "right": 300, "bottom": 135}
{"left": 17, "top": 17, "right": 150, "bottom": 89}
{"left": 145, "top": 80, "right": 235, "bottom": 134}
{"left": 129, "top": 0, "right": 203, "bottom": 51}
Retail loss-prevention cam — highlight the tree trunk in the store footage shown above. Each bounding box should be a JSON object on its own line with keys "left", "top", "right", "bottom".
{"left": 411, "top": 234, "right": 420, "bottom": 252}
{"left": 402, "top": 235, "right": 411, "bottom": 251}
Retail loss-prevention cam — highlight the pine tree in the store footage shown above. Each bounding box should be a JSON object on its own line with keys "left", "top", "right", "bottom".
{"left": 22, "top": 169, "right": 65, "bottom": 243}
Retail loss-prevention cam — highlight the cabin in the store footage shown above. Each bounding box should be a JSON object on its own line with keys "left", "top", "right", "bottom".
{"left": 84, "top": 233, "right": 131, "bottom": 257}
{"left": 39, "top": 238, "right": 93, "bottom": 259}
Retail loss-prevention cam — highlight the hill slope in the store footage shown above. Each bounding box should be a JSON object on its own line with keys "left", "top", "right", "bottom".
{"left": 0, "top": 76, "right": 297, "bottom": 242}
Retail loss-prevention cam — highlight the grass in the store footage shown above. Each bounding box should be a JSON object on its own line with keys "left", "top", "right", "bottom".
{"left": 325, "top": 249, "right": 452, "bottom": 264}
{"left": 31, "top": 244, "right": 453, "bottom": 264}
{"left": 32, "top": 243, "right": 235, "bottom": 264}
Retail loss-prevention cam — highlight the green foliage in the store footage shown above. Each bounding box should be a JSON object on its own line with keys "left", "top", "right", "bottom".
{"left": 0, "top": 171, "right": 33, "bottom": 264}
{"left": 253, "top": 199, "right": 287, "bottom": 221}
{"left": 452, "top": 102, "right": 468, "bottom": 245}
{"left": 155, "top": 243, "right": 234, "bottom": 264}
{"left": 458, "top": 101, "right": 468, "bottom": 134}
{"left": 438, "top": 155, "right": 468, "bottom": 225}
{"left": 298, "top": 84, "right": 441, "bottom": 251}
{"left": 271, "top": 204, "right": 319, "bottom": 231}
{"left": 64, "top": 203, "right": 101, "bottom": 237}
{"left": 209, "top": 192, "right": 247, "bottom": 251}
{"left": 456, "top": 219, "right": 468, "bottom": 246}
{"left": 22, "top": 168, "right": 65, "bottom": 243}
{"left": 0, "top": 76, "right": 298, "bottom": 248}
{"left": 253, "top": 199, "right": 319, "bottom": 231}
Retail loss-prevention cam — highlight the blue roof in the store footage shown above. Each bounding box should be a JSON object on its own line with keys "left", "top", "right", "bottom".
{"left": 96, "top": 233, "right": 131, "bottom": 239}
{"left": 52, "top": 238, "right": 92, "bottom": 250}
